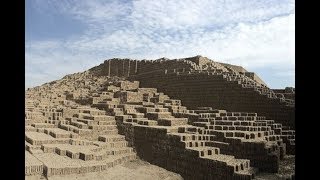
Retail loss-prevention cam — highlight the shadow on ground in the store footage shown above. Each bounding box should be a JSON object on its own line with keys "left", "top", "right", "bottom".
{"left": 255, "top": 155, "right": 295, "bottom": 180}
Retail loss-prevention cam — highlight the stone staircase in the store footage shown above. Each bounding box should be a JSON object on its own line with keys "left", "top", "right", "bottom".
{"left": 25, "top": 106, "right": 136, "bottom": 178}
{"left": 90, "top": 84, "right": 259, "bottom": 179}
{"left": 180, "top": 107, "right": 296, "bottom": 172}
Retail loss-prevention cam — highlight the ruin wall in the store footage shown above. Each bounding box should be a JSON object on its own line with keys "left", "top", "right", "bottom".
{"left": 130, "top": 73, "right": 295, "bottom": 128}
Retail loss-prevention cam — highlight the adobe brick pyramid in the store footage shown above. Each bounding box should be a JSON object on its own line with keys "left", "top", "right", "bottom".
{"left": 25, "top": 55, "right": 295, "bottom": 179}
{"left": 90, "top": 55, "right": 295, "bottom": 128}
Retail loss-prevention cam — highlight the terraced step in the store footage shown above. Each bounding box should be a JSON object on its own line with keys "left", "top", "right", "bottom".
{"left": 89, "top": 125, "right": 118, "bottom": 131}
{"left": 25, "top": 141, "right": 42, "bottom": 151}
{"left": 98, "top": 135, "right": 126, "bottom": 142}
{"left": 282, "top": 130, "right": 295, "bottom": 135}
{"left": 255, "top": 119, "right": 275, "bottom": 125}
{"left": 205, "top": 141, "right": 230, "bottom": 150}
{"left": 105, "top": 147, "right": 134, "bottom": 156}
{"left": 234, "top": 167, "right": 257, "bottom": 179}
{"left": 170, "top": 132, "right": 215, "bottom": 141}
{"left": 77, "top": 115, "right": 116, "bottom": 122}
{"left": 31, "top": 123, "right": 55, "bottom": 128}
{"left": 93, "top": 140, "right": 129, "bottom": 149}
{"left": 29, "top": 149, "right": 44, "bottom": 154}
{"left": 136, "top": 107, "right": 156, "bottom": 113}
{"left": 97, "top": 120, "right": 117, "bottom": 125}
{"left": 203, "top": 154, "right": 251, "bottom": 172}
{"left": 94, "top": 150, "right": 109, "bottom": 161}
{"left": 178, "top": 126, "right": 204, "bottom": 134}
{"left": 210, "top": 130, "right": 266, "bottom": 140}
{"left": 146, "top": 112, "right": 174, "bottom": 120}
{"left": 184, "top": 140, "right": 208, "bottom": 148}
{"left": 137, "top": 119, "right": 158, "bottom": 126}
{"left": 206, "top": 124, "right": 270, "bottom": 133}
{"left": 127, "top": 112, "right": 145, "bottom": 118}
{"left": 102, "top": 129, "right": 120, "bottom": 135}
{"left": 195, "top": 118, "right": 213, "bottom": 122}
{"left": 25, "top": 125, "right": 37, "bottom": 132}
{"left": 158, "top": 118, "right": 188, "bottom": 126}
{"left": 69, "top": 121, "right": 89, "bottom": 129}
{"left": 192, "top": 121, "right": 210, "bottom": 127}
{"left": 74, "top": 118, "right": 99, "bottom": 126}
{"left": 164, "top": 99, "right": 181, "bottom": 105}
{"left": 214, "top": 116, "right": 258, "bottom": 121}
{"left": 25, "top": 131, "right": 70, "bottom": 146}
{"left": 155, "top": 107, "right": 170, "bottom": 112}
{"left": 187, "top": 146, "right": 220, "bottom": 156}
{"left": 265, "top": 135, "right": 282, "bottom": 142}
{"left": 112, "top": 111, "right": 124, "bottom": 116}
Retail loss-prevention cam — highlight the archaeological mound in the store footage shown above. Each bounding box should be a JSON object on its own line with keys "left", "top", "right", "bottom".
{"left": 25, "top": 55, "right": 295, "bottom": 180}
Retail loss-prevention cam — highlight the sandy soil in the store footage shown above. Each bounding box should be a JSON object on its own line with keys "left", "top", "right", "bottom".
{"left": 26, "top": 158, "right": 183, "bottom": 180}
{"left": 26, "top": 156, "right": 295, "bottom": 180}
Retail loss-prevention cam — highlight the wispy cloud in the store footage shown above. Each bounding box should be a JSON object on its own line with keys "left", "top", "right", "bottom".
{"left": 26, "top": 0, "right": 295, "bottom": 88}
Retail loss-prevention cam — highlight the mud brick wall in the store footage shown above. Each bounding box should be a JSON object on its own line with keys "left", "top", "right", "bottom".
{"left": 116, "top": 122, "right": 252, "bottom": 180}
{"left": 38, "top": 153, "right": 136, "bottom": 177}
{"left": 95, "top": 59, "right": 137, "bottom": 77}
{"left": 25, "top": 151, "right": 44, "bottom": 176}
{"left": 106, "top": 59, "right": 133, "bottom": 77}
{"left": 44, "top": 111, "right": 63, "bottom": 120}
{"left": 135, "top": 60, "right": 195, "bottom": 75}
{"left": 244, "top": 72, "right": 267, "bottom": 86}
{"left": 95, "top": 59, "right": 196, "bottom": 77}
{"left": 221, "top": 139, "right": 280, "bottom": 172}
{"left": 137, "top": 88, "right": 157, "bottom": 95}
{"left": 74, "top": 97, "right": 93, "bottom": 105}
{"left": 273, "top": 89, "right": 295, "bottom": 101}
{"left": 131, "top": 73, "right": 295, "bottom": 128}
{"left": 117, "top": 81, "right": 140, "bottom": 91}
{"left": 25, "top": 111, "right": 44, "bottom": 120}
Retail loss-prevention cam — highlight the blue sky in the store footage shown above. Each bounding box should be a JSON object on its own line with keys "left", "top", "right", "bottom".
{"left": 26, "top": 0, "right": 295, "bottom": 89}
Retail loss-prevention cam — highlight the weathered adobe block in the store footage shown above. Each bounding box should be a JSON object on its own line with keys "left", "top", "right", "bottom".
{"left": 158, "top": 118, "right": 188, "bottom": 126}
{"left": 114, "top": 91, "right": 143, "bottom": 104}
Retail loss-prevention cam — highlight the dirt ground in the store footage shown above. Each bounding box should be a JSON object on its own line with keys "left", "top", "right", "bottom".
{"left": 26, "top": 155, "right": 295, "bottom": 180}
{"left": 26, "top": 158, "right": 183, "bottom": 180}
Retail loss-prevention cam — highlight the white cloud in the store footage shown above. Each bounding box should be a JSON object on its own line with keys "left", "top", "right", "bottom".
{"left": 129, "top": 0, "right": 294, "bottom": 30}
{"left": 26, "top": 0, "right": 295, "bottom": 88}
